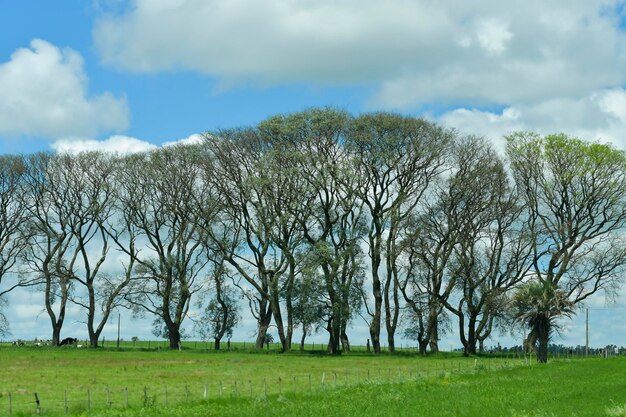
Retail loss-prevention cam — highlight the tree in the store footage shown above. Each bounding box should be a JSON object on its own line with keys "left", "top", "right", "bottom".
{"left": 21, "top": 153, "right": 77, "bottom": 345}
{"left": 115, "top": 145, "right": 216, "bottom": 349}
{"left": 438, "top": 137, "right": 532, "bottom": 355}
{"left": 196, "top": 262, "right": 241, "bottom": 350}
{"left": 59, "top": 152, "right": 134, "bottom": 348}
{"left": 275, "top": 109, "right": 365, "bottom": 354}
{"left": 0, "top": 155, "right": 32, "bottom": 335}
{"left": 292, "top": 269, "right": 326, "bottom": 351}
{"left": 203, "top": 128, "right": 297, "bottom": 351}
{"left": 0, "top": 155, "right": 31, "bottom": 296}
{"left": 507, "top": 133, "right": 626, "bottom": 362}
{"left": 348, "top": 113, "right": 452, "bottom": 353}
{"left": 511, "top": 281, "right": 574, "bottom": 363}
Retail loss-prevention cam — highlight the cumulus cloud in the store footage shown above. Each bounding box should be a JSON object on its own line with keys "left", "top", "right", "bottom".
{"left": 0, "top": 39, "right": 129, "bottom": 139}
{"left": 51, "top": 133, "right": 203, "bottom": 154}
{"left": 51, "top": 135, "right": 157, "bottom": 154}
{"left": 94, "top": 0, "right": 626, "bottom": 108}
{"left": 162, "top": 133, "right": 203, "bottom": 147}
{"left": 438, "top": 88, "right": 626, "bottom": 153}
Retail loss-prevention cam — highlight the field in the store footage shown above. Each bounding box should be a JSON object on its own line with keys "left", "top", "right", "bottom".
{"left": 0, "top": 343, "right": 624, "bottom": 417}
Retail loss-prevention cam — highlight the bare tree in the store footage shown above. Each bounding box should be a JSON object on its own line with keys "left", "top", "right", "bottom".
{"left": 507, "top": 132, "right": 626, "bottom": 362}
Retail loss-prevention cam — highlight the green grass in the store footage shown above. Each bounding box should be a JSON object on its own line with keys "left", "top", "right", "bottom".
{"left": 0, "top": 345, "right": 622, "bottom": 416}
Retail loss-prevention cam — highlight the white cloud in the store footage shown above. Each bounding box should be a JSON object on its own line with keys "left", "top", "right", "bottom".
{"left": 476, "top": 18, "right": 513, "bottom": 55}
{"left": 52, "top": 135, "right": 157, "bottom": 154}
{"left": 438, "top": 88, "right": 626, "bottom": 153}
{"left": 0, "top": 39, "right": 129, "bottom": 138}
{"left": 94, "top": 0, "right": 626, "bottom": 108}
{"left": 162, "top": 133, "right": 204, "bottom": 147}
{"left": 51, "top": 133, "right": 204, "bottom": 154}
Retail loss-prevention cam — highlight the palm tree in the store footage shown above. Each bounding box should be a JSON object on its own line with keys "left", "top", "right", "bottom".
{"left": 511, "top": 280, "right": 574, "bottom": 363}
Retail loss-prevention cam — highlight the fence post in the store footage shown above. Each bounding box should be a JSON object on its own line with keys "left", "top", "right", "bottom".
{"left": 106, "top": 386, "right": 111, "bottom": 408}
{"left": 203, "top": 383, "right": 207, "bottom": 401}
{"left": 249, "top": 380, "right": 252, "bottom": 399}
{"left": 143, "top": 386, "right": 148, "bottom": 407}
{"left": 87, "top": 389, "right": 91, "bottom": 410}
{"left": 185, "top": 385, "right": 189, "bottom": 402}
{"left": 308, "top": 374, "right": 312, "bottom": 392}
{"left": 34, "top": 392, "right": 40, "bottom": 416}
{"left": 64, "top": 389, "right": 68, "bottom": 415}
{"left": 321, "top": 372, "right": 325, "bottom": 389}
{"left": 8, "top": 392, "right": 12, "bottom": 417}
{"left": 125, "top": 388, "right": 128, "bottom": 408}
{"left": 263, "top": 379, "right": 267, "bottom": 400}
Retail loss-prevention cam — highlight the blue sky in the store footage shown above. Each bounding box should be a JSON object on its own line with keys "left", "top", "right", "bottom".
{"left": 3, "top": 0, "right": 626, "bottom": 348}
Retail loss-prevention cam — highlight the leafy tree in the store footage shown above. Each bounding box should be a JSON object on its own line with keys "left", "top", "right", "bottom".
{"left": 115, "top": 145, "right": 217, "bottom": 349}
{"left": 196, "top": 263, "right": 241, "bottom": 350}
{"left": 21, "top": 153, "right": 77, "bottom": 345}
{"left": 507, "top": 133, "right": 626, "bottom": 362}
{"left": 0, "top": 155, "right": 31, "bottom": 297}
{"left": 293, "top": 258, "right": 330, "bottom": 351}
{"left": 202, "top": 128, "right": 298, "bottom": 351}
{"left": 348, "top": 113, "right": 452, "bottom": 353}
{"left": 52, "top": 152, "right": 133, "bottom": 347}
{"left": 511, "top": 281, "right": 574, "bottom": 363}
{"left": 439, "top": 137, "right": 532, "bottom": 355}
{"left": 273, "top": 109, "right": 365, "bottom": 354}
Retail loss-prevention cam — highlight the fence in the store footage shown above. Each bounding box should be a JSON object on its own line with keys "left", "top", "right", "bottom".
{"left": 1, "top": 355, "right": 551, "bottom": 417}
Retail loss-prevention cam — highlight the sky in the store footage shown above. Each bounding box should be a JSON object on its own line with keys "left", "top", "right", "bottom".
{"left": 2, "top": 0, "right": 626, "bottom": 348}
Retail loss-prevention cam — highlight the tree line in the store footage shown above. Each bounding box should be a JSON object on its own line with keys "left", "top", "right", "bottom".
{"left": 1, "top": 109, "right": 626, "bottom": 363}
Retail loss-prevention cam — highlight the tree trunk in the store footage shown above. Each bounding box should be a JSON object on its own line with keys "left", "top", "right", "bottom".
{"left": 536, "top": 317, "right": 550, "bottom": 364}
{"left": 418, "top": 340, "right": 429, "bottom": 355}
{"left": 370, "top": 231, "right": 383, "bottom": 354}
{"left": 428, "top": 309, "right": 439, "bottom": 353}
{"left": 255, "top": 304, "right": 272, "bottom": 349}
{"left": 270, "top": 296, "right": 289, "bottom": 353}
{"left": 340, "top": 331, "right": 351, "bottom": 353}
{"left": 88, "top": 328, "right": 101, "bottom": 348}
{"left": 327, "top": 316, "right": 341, "bottom": 354}
{"left": 214, "top": 338, "right": 221, "bottom": 351}
{"left": 52, "top": 324, "right": 62, "bottom": 346}
{"left": 463, "top": 316, "right": 478, "bottom": 356}
{"left": 167, "top": 324, "right": 181, "bottom": 349}
{"left": 300, "top": 329, "right": 307, "bottom": 352}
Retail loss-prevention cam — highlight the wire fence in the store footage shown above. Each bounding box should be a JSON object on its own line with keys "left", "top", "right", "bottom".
{"left": 0, "top": 354, "right": 590, "bottom": 417}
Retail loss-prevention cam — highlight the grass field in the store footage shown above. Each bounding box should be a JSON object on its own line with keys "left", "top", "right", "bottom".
{"left": 0, "top": 344, "right": 623, "bottom": 417}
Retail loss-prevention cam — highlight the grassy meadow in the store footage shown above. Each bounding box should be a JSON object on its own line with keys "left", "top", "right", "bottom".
{"left": 0, "top": 343, "right": 623, "bottom": 417}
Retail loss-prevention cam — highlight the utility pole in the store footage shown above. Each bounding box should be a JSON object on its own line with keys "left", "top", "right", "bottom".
{"left": 585, "top": 308, "right": 589, "bottom": 356}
